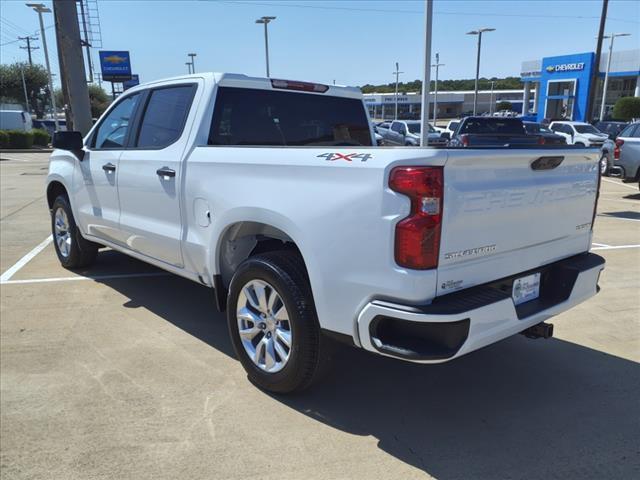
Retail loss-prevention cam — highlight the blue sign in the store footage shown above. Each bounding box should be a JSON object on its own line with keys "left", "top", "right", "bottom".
{"left": 123, "top": 74, "right": 140, "bottom": 90}
{"left": 99, "top": 50, "right": 132, "bottom": 82}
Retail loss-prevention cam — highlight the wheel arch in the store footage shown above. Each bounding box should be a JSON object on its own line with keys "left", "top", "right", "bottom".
{"left": 46, "top": 179, "right": 69, "bottom": 210}
{"left": 212, "top": 217, "right": 310, "bottom": 311}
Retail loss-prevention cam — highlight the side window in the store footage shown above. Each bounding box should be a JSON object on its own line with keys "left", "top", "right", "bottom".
{"left": 449, "top": 121, "right": 459, "bottom": 133}
{"left": 136, "top": 85, "right": 196, "bottom": 148}
{"left": 93, "top": 94, "right": 140, "bottom": 149}
{"left": 620, "top": 124, "right": 637, "bottom": 138}
{"left": 631, "top": 125, "right": 640, "bottom": 138}
{"left": 550, "top": 124, "right": 559, "bottom": 132}
{"left": 564, "top": 125, "right": 575, "bottom": 135}
{"left": 391, "top": 122, "right": 401, "bottom": 133}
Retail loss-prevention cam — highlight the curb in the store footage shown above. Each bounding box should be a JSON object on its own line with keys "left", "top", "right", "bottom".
{"left": 0, "top": 148, "right": 53, "bottom": 153}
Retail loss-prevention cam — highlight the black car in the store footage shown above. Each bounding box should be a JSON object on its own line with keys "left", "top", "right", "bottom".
{"left": 594, "top": 121, "right": 628, "bottom": 140}
{"left": 523, "top": 121, "right": 566, "bottom": 145}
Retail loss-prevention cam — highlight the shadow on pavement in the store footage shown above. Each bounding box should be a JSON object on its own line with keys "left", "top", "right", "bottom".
{"left": 95, "top": 259, "right": 639, "bottom": 479}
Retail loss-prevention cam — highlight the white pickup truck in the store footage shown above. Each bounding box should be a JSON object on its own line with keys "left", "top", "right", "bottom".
{"left": 47, "top": 73, "right": 605, "bottom": 393}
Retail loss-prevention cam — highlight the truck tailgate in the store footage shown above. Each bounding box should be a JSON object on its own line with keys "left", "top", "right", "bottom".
{"left": 437, "top": 149, "right": 598, "bottom": 296}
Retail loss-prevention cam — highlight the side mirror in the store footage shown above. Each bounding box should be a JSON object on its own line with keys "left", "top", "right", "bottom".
{"left": 53, "top": 131, "right": 84, "bottom": 160}
{"left": 441, "top": 132, "right": 451, "bottom": 141}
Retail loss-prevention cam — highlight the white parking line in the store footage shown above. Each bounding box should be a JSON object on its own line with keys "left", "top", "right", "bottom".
{"left": 602, "top": 178, "right": 639, "bottom": 191}
{"left": 592, "top": 242, "right": 611, "bottom": 247}
{"left": 591, "top": 244, "right": 640, "bottom": 251}
{"left": 597, "top": 215, "right": 640, "bottom": 223}
{"left": 0, "top": 236, "right": 53, "bottom": 283}
{"left": 1, "top": 271, "right": 171, "bottom": 285}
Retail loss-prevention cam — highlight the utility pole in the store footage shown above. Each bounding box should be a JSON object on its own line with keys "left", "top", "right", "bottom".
{"left": 50, "top": 0, "right": 93, "bottom": 134}
{"left": 599, "top": 33, "right": 631, "bottom": 121}
{"left": 586, "top": 0, "right": 609, "bottom": 122}
{"left": 467, "top": 27, "right": 495, "bottom": 115}
{"left": 188, "top": 53, "right": 197, "bottom": 73}
{"left": 393, "top": 62, "right": 404, "bottom": 120}
{"left": 255, "top": 16, "right": 276, "bottom": 77}
{"left": 431, "top": 52, "right": 444, "bottom": 128}
{"left": 420, "top": 0, "right": 433, "bottom": 146}
{"left": 27, "top": 3, "right": 58, "bottom": 130}
{"left": 185, "top": 62, "right": 193, "bottom": 74}
{"left": 20, "top": 64, "right": 30, "bottom": 113}
{"left": 18, "top": 35, "right": 39, "bottom": 65}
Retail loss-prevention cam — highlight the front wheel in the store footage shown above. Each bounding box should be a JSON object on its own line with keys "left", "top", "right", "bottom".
{"left": 51, "top": 195, "right": 98, "bottom": 268}
{"left": 226, "top": 251, "right": 324, "bottom": 394}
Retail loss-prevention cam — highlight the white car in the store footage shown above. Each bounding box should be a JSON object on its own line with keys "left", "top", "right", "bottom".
{"left": 46, "top": 72, "right": 605, "bottom": 393}
{"left": 548, "top": 121, "right": 608, "bottom": 147}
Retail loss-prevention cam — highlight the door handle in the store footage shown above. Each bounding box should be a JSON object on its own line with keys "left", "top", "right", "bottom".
{"left": 156, "top": 167, "right": 176, "bottom": 178}
{"left": 102, "top": 163, "right": 116, "bottom": 172}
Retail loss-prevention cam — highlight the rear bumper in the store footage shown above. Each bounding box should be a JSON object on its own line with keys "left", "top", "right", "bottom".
{"left": 356, "top": 253, "right": 605, "bottom": 363}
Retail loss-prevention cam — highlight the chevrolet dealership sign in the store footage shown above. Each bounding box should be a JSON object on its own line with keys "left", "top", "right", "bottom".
{"left": 545, "top": 62, "right": 585, "bottom": 73}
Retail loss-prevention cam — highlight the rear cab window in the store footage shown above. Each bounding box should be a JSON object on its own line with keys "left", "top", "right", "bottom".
{"left": 209, "top": 87, "right": 372, "bottom": 146}
{"left": 460, "top": 118, "right": 525, "bottom": 135}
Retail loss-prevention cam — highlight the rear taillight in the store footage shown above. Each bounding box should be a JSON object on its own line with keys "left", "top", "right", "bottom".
{"left": 389, "top": 166, "right": 443, "bottom": 270}
{"left": 270, "top": 79, "right": 329, "bottom": 93}
{"left": 461, "top": 134, "right": 470, "bottom": 147}
{"left": 614, "top": 139, "right": 623, "bottom": 159}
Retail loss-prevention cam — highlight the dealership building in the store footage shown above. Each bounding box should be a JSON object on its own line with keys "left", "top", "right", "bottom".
{"left": 521, "top": 49, "right": 639, "bottom": 122}
{"left": 364, "top": 49, "right": 640, "bottom": 123}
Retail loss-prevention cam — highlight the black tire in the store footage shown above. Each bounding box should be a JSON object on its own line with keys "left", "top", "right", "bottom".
{"left": 226, "top": 251, "right": 325, "bottom": 394}
{"left": 51, "top": 195, "right": 98, "bottom": 269}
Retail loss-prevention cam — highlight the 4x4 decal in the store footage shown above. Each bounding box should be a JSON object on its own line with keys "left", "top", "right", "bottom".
{"left": 317, "top": 152, "right": 372, "bottom": 162}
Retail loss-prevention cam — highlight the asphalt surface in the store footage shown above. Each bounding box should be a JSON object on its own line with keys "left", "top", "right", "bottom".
{"left": 1, "top": 151, "right": 639, "bottom": 480}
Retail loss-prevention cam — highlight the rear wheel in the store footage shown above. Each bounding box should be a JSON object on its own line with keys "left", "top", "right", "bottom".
{"left": 226, "top": 251, "right": 324, "bottom": 394}
{"left": 51, "top": 195, "right": 98, "bottom": 268}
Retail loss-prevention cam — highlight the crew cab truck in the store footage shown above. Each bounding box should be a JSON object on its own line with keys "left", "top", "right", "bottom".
{"left": 47, "top": 73, "right": 605, "bottom": 393}
{"left": 447, "top": 117, "right": 543, "bottom": 147}
{"left": 377, "top": 120, "right": 447, "bottom": 146}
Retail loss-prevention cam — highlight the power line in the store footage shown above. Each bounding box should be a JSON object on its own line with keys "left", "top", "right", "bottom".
{"left": 214, "top": 1, "right": 639, "bottom": 24}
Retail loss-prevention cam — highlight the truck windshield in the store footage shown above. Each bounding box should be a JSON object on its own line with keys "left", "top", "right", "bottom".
{"left": 209, "top": 87, "right": 372, "bottom": 146}
{"left": 574, "top": 125, "right": 600, "bottom": 134}
{"left": 459, "top": 118, "right": 525, "bottom": 135}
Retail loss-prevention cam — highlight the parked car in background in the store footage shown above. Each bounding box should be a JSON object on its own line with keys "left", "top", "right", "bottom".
{"left": 378, "top": 120, "right": 446, "bottom": 146}
{"left": 523, "top": 121, "right": 566, "bottom": 145}
{"left": 0, "top": 110, "right": 32, "bottom": 132}
{"left": 32, "top": 119, "right": 67, "bottom": 137}
{"left": 549, "top": 121, "right": 608, "bottom": 148}
{"left": 443, "top": 119, "right": 460, "bottom": 138}
{"left": 448, "top": 117, "right": 542, "bottom": 147}
{"left": 613, "top": 122, "right": 640, "bottom": 189}
{"left": 594, "top": 121, "right": 628, "bottom": 140}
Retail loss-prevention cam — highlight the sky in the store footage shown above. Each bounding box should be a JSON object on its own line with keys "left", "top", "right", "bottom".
{"left": 1, "top": 0, "right": 639, "bottom": 89}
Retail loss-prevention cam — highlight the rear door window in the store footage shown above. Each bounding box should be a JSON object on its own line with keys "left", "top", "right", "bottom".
{"left": 136, "top": 85, "right": 196, "bottom": 148}
{"left": 209, "top": 87, "right": 372, "bottom": 146}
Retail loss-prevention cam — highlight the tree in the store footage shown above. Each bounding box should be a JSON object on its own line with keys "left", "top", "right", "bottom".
{"left": 55, "top": 83, "right": 111, "bottom": 119}
{"left": 359, "top": 76, "right": 527, "bottom": 94}
{"left": 612, "top": 97, "right": 640, "bottom": 121}
{"left": 0, "top": 62, "right": 50, "bottom": 117}
{"left": 496, "top": 101, "right": 513, "bottom": 111}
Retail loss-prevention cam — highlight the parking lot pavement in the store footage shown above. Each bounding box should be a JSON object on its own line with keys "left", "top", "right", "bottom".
{"left": 1, "top": 152, "right": 639, "bottom": 479}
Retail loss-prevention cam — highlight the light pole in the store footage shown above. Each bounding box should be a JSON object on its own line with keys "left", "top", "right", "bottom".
{"left": 26, "top": 3, "right": 58, "bottom": 130}
{"left": 255, "top": 16, "right": 276, "bottom": 77}
{"left": 185, "top": 62, "right": 192, "bottom": 74}
{"left": 20, "top": 64, "right": 30, "bottom": 113}
{"left": 431, "top": 52, "right": 444, "bottom": 128}
{"left": 599, "top": 33, "right": 631, "bottom": 121}
{"left": 467, "top": 27, "right": 495, "bottom": 116}
{"left": 419, "top": 0, "right": 433, "bottom": 146}
{"left": 489, "top": 80, "right": 495, "bottom": 115}
{"left": 188, "top": 53, "right": 197, "bottom": 73}
{"left": 393, "top": 62, "right": 404, "bottom": 120}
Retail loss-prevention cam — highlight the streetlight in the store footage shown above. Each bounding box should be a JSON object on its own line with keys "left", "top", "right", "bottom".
{"left": 466, "top": 27, "right": 495, "bottom": 116}
{"left": 393, "top": 62, "right": 404, "bottom": 120}
{"left": 255, "top": 16, "right": 276, "bottom": 77}
{"left": 26, "top": 3, "right": 58, "bottom": 130}
{"left": 188, "top": 53, "right": 197, "bottom": 73}
{"left": 185, "top": 62, "right": 193, "bottom": 74}
{"left": 599, "top": 33, "right": 631, "bottom": 121}
{"left": 431, "top": 53, "right": 444, "bottom": 127}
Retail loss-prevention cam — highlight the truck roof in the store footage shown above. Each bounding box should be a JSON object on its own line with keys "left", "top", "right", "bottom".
{"left": 125, "top": 72, "right": 363, "bottom": 100}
